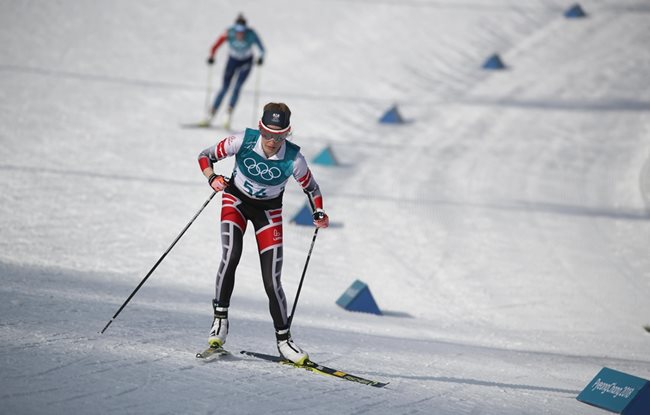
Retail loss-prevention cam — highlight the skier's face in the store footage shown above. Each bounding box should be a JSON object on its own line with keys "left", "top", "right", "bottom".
{"left": 260, "top": 128, "right": 289, "bottom": 156}
{"left": 261, "top": 130, "right": 288, "bottom": 143}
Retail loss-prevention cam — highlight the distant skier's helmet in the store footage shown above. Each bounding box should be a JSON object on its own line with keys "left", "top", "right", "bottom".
{"left": 235, "top": 14, "right": 247, "bottom": 26}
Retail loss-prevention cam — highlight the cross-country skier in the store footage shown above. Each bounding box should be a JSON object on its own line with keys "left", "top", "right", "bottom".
{"left": 197, "top": 102, "right": 329, "bottom": 365}
{"left": 202, "top": 14, "right": 265, "bottom": 129}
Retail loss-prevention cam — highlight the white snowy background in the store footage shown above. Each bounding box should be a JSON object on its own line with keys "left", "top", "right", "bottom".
{"left": 1, "top": 0, "right": 649, "bottom": 414}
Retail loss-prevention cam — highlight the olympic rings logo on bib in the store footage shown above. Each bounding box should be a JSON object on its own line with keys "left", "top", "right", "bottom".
{"left": 243, "top": 157, "right": 282, "bottom": 180}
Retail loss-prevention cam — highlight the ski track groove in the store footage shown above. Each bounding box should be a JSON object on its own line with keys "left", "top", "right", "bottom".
{"left": 48, "top": 390, "right": 105, "bottom": 406}
{"left": 29, "top": 357, "right": 88, "bottom": 378}
{"left": 0, "top": 387, "right": 61, "bottom": 400}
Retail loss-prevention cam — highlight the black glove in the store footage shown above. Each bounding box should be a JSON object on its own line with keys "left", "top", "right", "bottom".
{"left": 313, "top": 209, "right": 329, "bottom": 228}
{"left": 257, "top": 56, "right": 264, "bottom": 66}
{"left": 207, "top": 57, "right": 215, "bottom": 65}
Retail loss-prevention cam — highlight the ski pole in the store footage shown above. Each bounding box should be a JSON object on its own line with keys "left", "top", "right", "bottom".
{"left": 287, "top": 226, "right": 320, "bottom": 329}
{"left": 100, "top": 191, "right": 218, "bottom": 334}
{"left": 204, "top": 64, "right": 214, "bottom": 118}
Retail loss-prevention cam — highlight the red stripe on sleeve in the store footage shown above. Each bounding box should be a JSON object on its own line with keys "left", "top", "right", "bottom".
{"left": 216, "top": 140, "right": 226, "bottom": 159}
{"left": 210, "top": 33, "right": 227, "bottom": 57}
{"left": 198, "top": 156, "right": 210, "bottom": 171}
{"left": 298, "top": 170, "right": 312, "bottom": 188}
{"left": 313, "top": 195, "right": 323, "bottom": 210}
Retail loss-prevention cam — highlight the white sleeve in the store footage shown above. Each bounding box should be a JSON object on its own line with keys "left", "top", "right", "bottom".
{"left": 212, "top": 132, "right": 244, "bottom": 161}
{"left": 198, "top": 132, "right": 244, "bottom": 168}
{"left": 293, "top": 152, "right": 323, "bottom": 210}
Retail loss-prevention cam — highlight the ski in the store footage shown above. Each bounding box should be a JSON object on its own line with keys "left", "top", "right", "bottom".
{"left": 179, "top": 120, "right": 237, "bottom": 133}
{"left": 240, "top": 350, "right": 389, "bottom": 388}
{"left": 180, "top": 122, "right": 222, "bottom": 130}
{"left": 196, "top": 345, "right": 231, "bottom": 360}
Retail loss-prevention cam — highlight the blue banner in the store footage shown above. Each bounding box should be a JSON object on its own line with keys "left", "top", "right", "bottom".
{"left": 577, "top": 367, "right": 649, "bottom": 414}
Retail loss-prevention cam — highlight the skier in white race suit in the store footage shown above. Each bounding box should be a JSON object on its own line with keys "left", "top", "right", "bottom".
{"left": 197, "top": 102, "right": 329, "bottom": 364}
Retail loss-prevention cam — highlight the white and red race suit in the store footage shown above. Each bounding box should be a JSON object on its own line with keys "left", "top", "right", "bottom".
{"left": 198, "top": 128, "right": 323, "bottom": 330}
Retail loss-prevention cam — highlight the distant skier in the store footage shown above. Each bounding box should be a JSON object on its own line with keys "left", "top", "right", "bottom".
{"left": 201, "top": 14, "right": 265, "bottom": 129}
{"left": 197, "top": 102, "right": 329, "bottom": 364}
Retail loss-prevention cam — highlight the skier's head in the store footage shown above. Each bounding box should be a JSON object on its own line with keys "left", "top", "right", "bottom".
{"left": 259, "top": 102, "right": 291, "bottom": 141}
{"left": 235, "top": 14, "right": 247, "bottom": 27}
{"left": 233, "top": 14, "right": 247, "bottom": 35}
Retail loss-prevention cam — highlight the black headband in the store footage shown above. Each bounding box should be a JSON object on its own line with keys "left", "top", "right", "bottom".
{"left": 261, "top": 109, "right": 290, "bottom": 130}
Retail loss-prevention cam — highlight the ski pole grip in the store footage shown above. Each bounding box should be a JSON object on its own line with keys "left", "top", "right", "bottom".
{"left": 208, "top": 174, "right": 231, "bottom": 188}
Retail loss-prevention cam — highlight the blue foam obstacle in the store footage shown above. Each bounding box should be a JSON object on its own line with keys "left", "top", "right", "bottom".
{"left": 564, "top": 3, "right": 587, "bottom": 18}
{"left": 379, "top": 105, "right": 404, "bottom": 124}
{"left": 290, "top": 203, "right": 313, "bottom": 226}
{"left": 313, "top": 145, "right": 339, "bottom": 166}
{"left": 336, "top": 280, "right": 382, "bottom": 315}
{"left": 577, "top": 367, "right": 650, "bottom": 415}
{"left": 482, "top": 53, "right": 506, "bottom": 70}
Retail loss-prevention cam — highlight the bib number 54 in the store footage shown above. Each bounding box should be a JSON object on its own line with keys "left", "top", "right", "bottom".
{"left": 243, "top": 180, "right": 267, "bottom": 198}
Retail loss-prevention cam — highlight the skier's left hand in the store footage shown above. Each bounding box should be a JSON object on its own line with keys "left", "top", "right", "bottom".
{"left": 257, "top": 56, "right": 264, "bottom": 66}
{"left": 313, "top": 209, "right": 329, "bottom": 229}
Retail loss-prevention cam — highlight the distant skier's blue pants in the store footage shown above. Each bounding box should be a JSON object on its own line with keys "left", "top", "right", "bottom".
{"left": 212, "top": 56, "right": 253, "bottom": 112}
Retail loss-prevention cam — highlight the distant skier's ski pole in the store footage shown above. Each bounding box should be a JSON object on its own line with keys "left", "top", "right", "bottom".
{"left": 204, "top": 64, "right": 214, "bottom": 118}
{"left": 287, "top": 226, "right": 320, "bottom": 328}
{"left": 100, "top": 191, "right": 218, "bottom": 334}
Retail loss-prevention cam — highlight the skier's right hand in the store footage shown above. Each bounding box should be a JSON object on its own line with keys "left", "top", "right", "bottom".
{"left": 208, "top": 174, "right": 228, "bottom": 192}
{"left": 207, "top": 57, "right": 215, "bottom": 65}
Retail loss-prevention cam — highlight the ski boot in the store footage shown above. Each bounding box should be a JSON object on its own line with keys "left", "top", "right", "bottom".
{"left": 198, "top": 107, "right": 217, "bottom": 127}
{"left": 276, "top": 328, "right": 308, "bottom": 365}
{"left": 208, "top": 300, "right": 228, "bottom": 347}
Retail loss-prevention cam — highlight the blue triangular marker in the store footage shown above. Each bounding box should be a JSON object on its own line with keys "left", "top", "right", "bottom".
{"left": 290, "top": 203, "right": 313, "bottom": 226}
{"left": 482, "top": 53, "right": 506, "bottom": 70}
{"left": 379, "top": 105, "right": 404, "bottom": 124}
{"left": 336, "top": 280, "right": 382, "bottom": 315}
{"left": 564, "top": 4, "right": 587, "bottom": 18}
{"left": 313, "top": 146, "right": 339, "bottom": 166}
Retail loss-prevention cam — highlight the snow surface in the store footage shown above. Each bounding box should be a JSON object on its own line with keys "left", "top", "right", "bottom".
{"left": 1, "top": 0, "right": 650, "bottom": 414}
